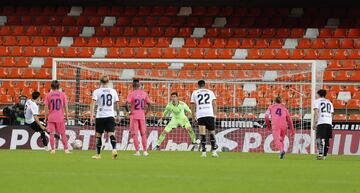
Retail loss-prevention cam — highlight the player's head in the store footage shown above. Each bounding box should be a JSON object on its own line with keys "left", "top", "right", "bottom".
{"left": 51, "top": 80, "right": 60, "bottom": 90}
{"left": 133, "top": 79, "right": 141, "bottom": 89}
{"left": 100, "top": 75, "right": 109, "bottom": 86}
{"left": 31, "top": 91, "right": 41, "bottom": 102}
{"left": 198, "top": 80, "right": 206, "bottom": 88}
{"left": 171, "top": 92, "right": 178, "bottom": 103}
{"left": 274, "top": 96, "right": 282, "bottom": 104}
{"left": 317, "top": 89, "right": 327, "bottom": 98}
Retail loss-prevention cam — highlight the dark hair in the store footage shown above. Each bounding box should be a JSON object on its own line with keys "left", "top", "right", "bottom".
{"left": 274, "top": 96, "right": 281, "bottom": 104}
{"left": 317, "top": 89, "right": 327, "bottom": 97}
{"left": 198, "top": 80, "right": 205, "bottom": 87}
{"left": 51, "top": 80, "right": 60, "bottom": 90}
{"left": 32, "top": 91, "right": 40, "bottom": 100}
{"left": 171, "top": 92, "right": 178, "bottom": 96}
{"left": 133, "top": 79, "right": 140, "bottom": 88}
{"left": 100, "top": 75, "right": 109, "bottom": 84}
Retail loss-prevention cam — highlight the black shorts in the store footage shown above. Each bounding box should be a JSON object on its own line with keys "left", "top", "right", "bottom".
{"left": 316, "top": 124, "right": 333, "bottom": 139}
{"left": 197, "top": 117, "right": 215, "bottom": 131}
{"left": 95, "top": 117, "right": 115, "bottom": 133}
{"left": 27, "top": 121, "right": 43, "bottom": 132}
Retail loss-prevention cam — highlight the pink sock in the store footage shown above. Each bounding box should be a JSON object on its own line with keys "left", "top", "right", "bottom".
{"left": 141, "top": 134, "right": 147, "bottom": 151}
{"left": 133, "top": 134, "right": 140, "bottom": 151}
{"left": 60, "top": 132, "right": 68, "bottom": 150}
{"left": 49, "top": 133, "right": 55, "bottom": 150}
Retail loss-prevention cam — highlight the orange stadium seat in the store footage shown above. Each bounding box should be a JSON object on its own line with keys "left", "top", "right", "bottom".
{"left": 333, "top": 114, "right": 347, "bottom": 121}
{"left": 340, "top": 39, "right": 354, "bottom": 48}
{"left": 349, "top": 114, "right": 360, "bottom": 121}
{"left": 347, "top": 99, "right": 360, "bottom": 109}
{"left": 156, "top": 38, "right": 170, "bottom": 47}
{"left": 335, "top": 71, "right": 351, "bottom": 81}
{"left": 326, "top": 39, "right": 340, "bottom": 49}
{"left": 350, "top": 71, "right": 360, "bottom": 81}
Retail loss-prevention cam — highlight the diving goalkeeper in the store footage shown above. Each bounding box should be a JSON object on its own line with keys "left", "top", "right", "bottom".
{"left": 154, "top": 92, "right": 197, "bottom": 150}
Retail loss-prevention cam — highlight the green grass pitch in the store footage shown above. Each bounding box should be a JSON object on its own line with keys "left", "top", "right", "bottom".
{"left": 0, "top": 150, "right": 359, "bottom": 193}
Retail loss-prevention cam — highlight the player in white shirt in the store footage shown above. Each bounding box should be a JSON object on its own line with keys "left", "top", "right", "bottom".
{"left": 190, "top": 80, "right": 218, "bottom": 158}
{"left": 313, "top": 89, "right": 334, "bottom": 160}
{"left": 25, "top": 91, "right": 53, "bottom": 150}
{"left": 90, "top": 75, "right": 121, "bottom": 160}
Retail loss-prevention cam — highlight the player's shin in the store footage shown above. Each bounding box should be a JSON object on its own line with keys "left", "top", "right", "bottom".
{"left": 49, "top": 133, "right": 55, "bottom": 150}
{"left": 324, "top": 138, "right": 330, "bottom": 157}
{"left": 187, "top": 127, "right": 197, "bottom": 143}
{"left": 157, "top": 131, "right": 167, "bottom": 146}
{"left": 96, "top": 137, "right": 102, "bottom": 155}
{"left": 109, "top": 135, "right": 117, "bottom": 150}
{"left": 40, "top": 131, "right": 48, "bottom": 147}
{"left": 199, "top": 126, "right": 206, "bottom": 152}
{"left": 316, "top": 138, "right": 324, "bottom": 156}
{"left": 209, "top": 131, "right": 217, "bottom": 151}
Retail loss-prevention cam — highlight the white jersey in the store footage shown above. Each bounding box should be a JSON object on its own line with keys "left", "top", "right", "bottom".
{"left": 92, "top": 87, "right": 119, "bottom": 118}
{"left": 313, "top": 98, "right": 334, "bottom": 125}
{"left": 191, "top": 88, "right": 216, "bottom": 119}
{"left": 24, "top": 100, "right": 39, "bottom": 124}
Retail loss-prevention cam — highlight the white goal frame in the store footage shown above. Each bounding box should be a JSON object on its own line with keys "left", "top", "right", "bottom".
{"left": 52, "top": 58, "right": 327, "bottom": 154}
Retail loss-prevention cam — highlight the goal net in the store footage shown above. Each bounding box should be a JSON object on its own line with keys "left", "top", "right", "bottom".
{"left": 52, "top": 58, "right": 326, "bottom": 154}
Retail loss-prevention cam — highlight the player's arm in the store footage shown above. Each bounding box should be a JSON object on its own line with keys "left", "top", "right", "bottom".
{"left": 34, "top": 114, "right": 45, "bottom": 130}
{"left": 313, "top": 108, "right": 319, "bottom": 130}
{"left": 286, "top": 109, "right": 295, "bottom": 134}
{"left": 212, "top": 99, "right": 217, "bottom": 117}
{"left": 162, "top": 104, "right": 170, "bottom": 119}
{"left": 43, "top": 95, "right": 48, "bottom": 121}
{"left": 64, "top": 96, "right": 69, "bottom": 121}
{"left": 145, "top": 95, "right": 152, "bottom": 115}
{"left": 183, "top": 102, "right": 192, "bottom": 118}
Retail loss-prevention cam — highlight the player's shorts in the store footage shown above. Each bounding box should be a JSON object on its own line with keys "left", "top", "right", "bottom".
{"left": 164, "top": 118, "right": 192, "bottom": 132}
{"left": 197, "top": 116, "right": 215, "bottom": 131}
{"left": 316, "top": 124, "right": 333, "bottom": 139}
{"left": 27, "top": 121, "right": 43, "bottom": 132}
{"left": 130, "top": 118, "right": 146, "bottom": 135}
{"left": 95, "top": 117, "right": 115, "bottom": 133}
{"left": 47, "top": 121, "right": 66, "bottom": 134}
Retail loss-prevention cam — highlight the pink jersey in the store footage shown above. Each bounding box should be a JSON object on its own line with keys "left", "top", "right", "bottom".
{"left": 265, "top": 103, "right": 294, "bottom": 131}
{"left": 44, "top": 90, "right": 67, "bottom": 123}
{"left": 127, "top": 89, "right": 151, "bottom": 120}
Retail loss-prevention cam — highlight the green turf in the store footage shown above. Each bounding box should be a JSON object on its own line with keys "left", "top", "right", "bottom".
{"left": 0, "top": 150, "right": 359, "bottom": 193}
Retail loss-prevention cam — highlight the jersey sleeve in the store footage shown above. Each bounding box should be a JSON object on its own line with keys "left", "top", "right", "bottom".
{"left": 92, "top": 90, "right": 98, "bottom": 101}
{"left": 190, "top": 92, "right": 195, "bottom": 103}
{"left": 126, "top": 93, "right": 132, "bottom": 104}
{"left": 114, "top": 90, "right": 119, "bottom": 102}
{"left": 63, "top": 93, "right": 68, "bottom": 106}
{"left": 44, "top": 94, "right": 50, "bottom": 107}
{"left": 313, "top": 99, "right": 319, "bottom": 109}
{"left": 162, "top": 104, "right": 170, "bottom": 117}
{"left": 211, "top": 91, "right": 216, "bottom": 100}
{"left": 145, "top": 94, "right": 151, "bottom": 104}
{"left": 286, "top": 109, "right": 295, "bottom": 130}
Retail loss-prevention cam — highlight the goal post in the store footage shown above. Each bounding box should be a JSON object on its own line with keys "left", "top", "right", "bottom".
{"left": 52, "top": 58, "right": 326, "bottom": 154}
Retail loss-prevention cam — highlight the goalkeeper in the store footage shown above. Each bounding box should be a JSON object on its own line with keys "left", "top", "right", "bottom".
{"left": 154, "top": 92, "right": 197, "bottom": 150}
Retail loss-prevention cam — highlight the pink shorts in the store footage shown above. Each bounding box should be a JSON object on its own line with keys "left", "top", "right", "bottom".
{"left": 272, "top": 129, "right": 286, "bottom": 140}
{"left": 47, "top": 122, "right": 66, "bottom": 134}
{"left": 130, "top": 119, "right": 146, "bottom": 135}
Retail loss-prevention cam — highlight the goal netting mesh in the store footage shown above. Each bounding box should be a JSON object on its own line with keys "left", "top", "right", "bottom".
{"left": 52, "top": 59, "right": 325, "bottom": 154}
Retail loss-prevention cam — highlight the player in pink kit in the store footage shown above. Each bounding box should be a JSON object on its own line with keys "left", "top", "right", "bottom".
{"left": 265, "top": 97, "right": 294, "bottom": 159}
{"left": 125, "top": 80, "right": 152, "bottom": 156}
{"left": 44, "top": 80, "right": 70, "bottom": 154}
